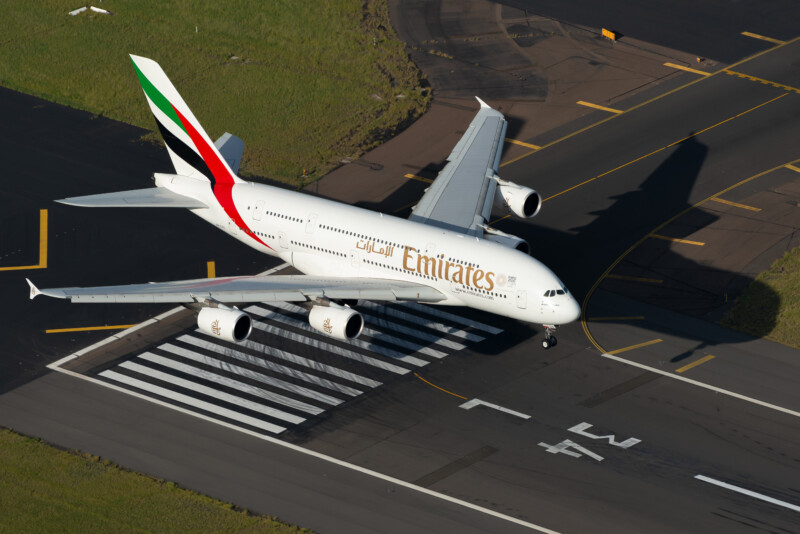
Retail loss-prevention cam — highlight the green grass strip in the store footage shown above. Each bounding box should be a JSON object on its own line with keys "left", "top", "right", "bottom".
{"left": 0, "top": 428, "right": 312, "bottom": 533}
{"left": 722, "top": 246, "right": 800, "bottom": 348}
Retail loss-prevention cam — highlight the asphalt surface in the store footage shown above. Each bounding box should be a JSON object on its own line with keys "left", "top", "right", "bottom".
{"left": 2, "top": 3, "right": 800, "bottom": 534}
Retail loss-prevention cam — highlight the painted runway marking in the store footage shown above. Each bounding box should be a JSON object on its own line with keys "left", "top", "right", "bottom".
{"left": 663, "top": 62, "right": 711, "bottom": 76}
{"left": 606, "top": 339, "right": 663, "bottom": 355}
{"left": 576, "top": 100, "right": 622, "bottom": 114}
{"left": 606, "top": 274, "right": 663, "bottom": 284}
{"left": 649, "top": 233, "right": 705, "bottom": 246}
{"left": 602, "top": 353, "right": 800, "bottom": 418}
{"left": 710, "top": 197, "right": 761, "bottom": 212}
{"left": 676, "top": 354, "right": 716, "bottom": 374}
{"left": 538, "top": 439, "right": 604, "bottom": 461}
{"left": 568, "top": 422, "right": 640, "bottom": 449}
{"left": 695, "top": 475, "right": 800, "bottom": 512}
{"left": 459, "top": 398, "right": 531, "bottom": 419}
{"left": 46, "top": 324, "right": 138, "bottom": 334}
{"left": 0, "top": 209, "right": 48, "bottom": 272}
{"left": 740, "top": 31, "right": 786, "bottom": 45}
{"left": 505, "top": 137, "right": 540, "bottom": 149}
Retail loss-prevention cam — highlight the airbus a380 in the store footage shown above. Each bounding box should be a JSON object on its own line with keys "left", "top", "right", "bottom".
{"left": 28, "top": 55, "right": 579, "bottom": 349}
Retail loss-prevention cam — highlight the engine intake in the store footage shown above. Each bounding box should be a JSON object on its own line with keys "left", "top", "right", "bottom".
{"left": 197, "top": 307, "right": 252, "bottom": 343}
{"left": 493, "top": 179, "right": 542, "bottom": 219}
{"left": 309, "top": 304, "right": 364, "bottom": 341}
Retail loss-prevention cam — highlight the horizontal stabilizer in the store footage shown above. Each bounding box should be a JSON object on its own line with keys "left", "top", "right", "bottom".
{"left": 214, "top": 133, "right": 245, "bottom": 175}
{"left": 57, "top": 187, "right": 207, "bottom": 209}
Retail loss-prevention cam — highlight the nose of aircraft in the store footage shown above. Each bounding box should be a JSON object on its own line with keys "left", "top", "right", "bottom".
{"left": 559, "top": 294, "right": 581, "bottom": 324}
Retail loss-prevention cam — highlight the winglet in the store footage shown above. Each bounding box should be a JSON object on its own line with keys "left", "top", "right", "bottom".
{"left": 475, "top": 97, "right": 491, "bottom": 109}
{"left": 26, "top": 278, "right": 42, "bottom": 300}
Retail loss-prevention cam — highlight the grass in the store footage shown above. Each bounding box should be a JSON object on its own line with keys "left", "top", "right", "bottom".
{"left": 0, "top": 428, "right": 312, "bottom": 533}
{"left": 0, "top": 1, "right": 430, "bottom": 184}
{"left": 722, "top": 247, "right": 800, "bottom": 348}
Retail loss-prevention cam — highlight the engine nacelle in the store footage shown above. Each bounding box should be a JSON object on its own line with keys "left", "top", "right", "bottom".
{"left": 309, "top": 304, "right": 364, "bottom": 341}
{"left": 493, "top": 180, "right": 542, "bottom": 219}
{"left": 197, "top": 307, "right": 252, "bottom": 343}
{"left": 484, "top": 233, "right": 530, "bottom": 255}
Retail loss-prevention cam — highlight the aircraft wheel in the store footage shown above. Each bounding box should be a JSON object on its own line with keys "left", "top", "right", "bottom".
{"left": 542, "top": 338, "right": 551, "bottom": 349}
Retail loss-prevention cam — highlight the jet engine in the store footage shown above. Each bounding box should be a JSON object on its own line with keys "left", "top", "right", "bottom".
{"left": 197, "top": 306, "right": 253, "bottom": 343}
{"left": 493, "top": 179, "right": 542, "bottom": 219}
{"left": 309, "top": 304, "right": 364, "bottom": 341}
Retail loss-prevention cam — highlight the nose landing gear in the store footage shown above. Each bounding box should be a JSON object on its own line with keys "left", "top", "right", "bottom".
{"left": 541, "top": 324, "right": 557, "bottom": 349}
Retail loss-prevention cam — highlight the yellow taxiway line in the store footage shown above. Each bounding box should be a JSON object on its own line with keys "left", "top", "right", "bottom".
{"left": 606, "top": 339, "right": 663, "bottom": 355}
{"left": 710, "top": 197, "right": 761, "bottom": 212}
{"left": 576, "top": 100, "right": 623, "bottom": 114}
{"left": 606, "top": 274, "right": 663, "bottom": 284}
{"left": 46, "top": 324, "right": 138, "bottom": 334}
{"left": 588, "top": 316, "right": 645, "bottom": 322}
{"left": 664, "top": 63, "right": 711, "bottom": 76}
{"left": 724, "top": 69, "right": 800, "bottom": 94}
{"left": 676, "top": 355, "right": 716, "bottom": 374}
{"left": 785, "top": 163, "right": 800, "bottom": 173}
{"left": 649, "top": 234, "right": 705, "bottom": 246}
{"left": 0, "top": 209, "right": 48, "bottom": 272}
{"left": 505, "top": 138, "right": 540, "bottom": 150}
{"left": 414, "top": 373, "right": 468, "bottom": 400}
{"left": 740, "top": 31, "right": 785, "bottom": 45}
{"left": 207, "top": 261, "right": 216, "bottom": 278}
{"left": 405, "top": 173, "right": 433, "bottom": 184}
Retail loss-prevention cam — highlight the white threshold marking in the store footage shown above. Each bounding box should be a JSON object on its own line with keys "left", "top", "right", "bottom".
{"left": 401, "top": 302, "right": 503, "bottom": 334}
{"left": 602, "top": 353, "right": 800, "bottom": 418}
{"left": 695, "top": 475, "right": 800, "bottom": 512}
{"left": 99, "top": 369, "right": 287, "bottom": 434}
{"left": 146, "top": 348, "right": 329, "bottom": 412}
{"left": 360, "top": 309, "right": 468, "bottom": 351}
{"left": 248, "top": 306, "right": 411, "bottom": 374}
{"left": 118, "top": 360, "right": 307, "bottom": 424}
{"left": 278, "top": 302, "right": 439, "bottom": 362}
{"left": 360, "top": 301, "right": 486, "bottom": 343}
{"left": 459, "top": 398, "right": 532, "bottom": 419}
{"left": 177, "top": 335, "right": 361, "bottom": 397}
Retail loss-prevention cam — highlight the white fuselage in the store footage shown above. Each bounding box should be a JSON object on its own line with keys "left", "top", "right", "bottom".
{"left": 165, "top": 175, "right": 580, "bottom": 326}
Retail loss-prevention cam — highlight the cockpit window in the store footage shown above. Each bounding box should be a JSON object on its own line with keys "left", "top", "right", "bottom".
{"left": 556, "top": 289, "right": 565, "bottom": 295}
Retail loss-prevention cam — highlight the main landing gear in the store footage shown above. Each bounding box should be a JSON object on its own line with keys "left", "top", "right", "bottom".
{"left": 541, "top": 325, "right": 557, "bottom": 349}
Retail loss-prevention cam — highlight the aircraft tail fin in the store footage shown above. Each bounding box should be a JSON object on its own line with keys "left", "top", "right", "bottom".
{"left": 129, "top": 54, "right": 244, "bottom": 186}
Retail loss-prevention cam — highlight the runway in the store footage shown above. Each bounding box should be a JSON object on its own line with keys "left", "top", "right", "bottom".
{"left": 2, "top": 2, "right": 800, "bottom": 533}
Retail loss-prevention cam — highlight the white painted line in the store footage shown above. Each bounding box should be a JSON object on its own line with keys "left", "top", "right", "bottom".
{"left": 360, "top": 301, "right": 486, "bottom": 342}
{"left": 157, "top": 343, "right": 339, "bottom": 407}
{"left": 99, "top": 369, "right": 288, "bottom": 434}
{"left": 602, "top": 353, "right": 800, "bottom": 418}
{"left": 360, "top": 309, "right": 468, "bottom": 351}
{"left": 275, "top": 303, "right": 434, "bottom": 364}
{"left": 118, "top": 360, "right": 307, "bottom": 424}
{"left": 459, "top": 398, "right": 531, "bottom": 419}
{"left": 51, "top": 365, "right": 559, "bottom": 533}
{"left": 140, "top": 350, "right": 327, "bottom": 412}
{"left": 178, "top": 335, "right": 362, "bottom": 397}
{"left": 695, "top": 475, "right": 800, "bottom": 512}
{"left": 247, "top": 305, "right": 410, "bottom": 374}
{"left": 400, "top": 302, "right": 503, "bottom": 334}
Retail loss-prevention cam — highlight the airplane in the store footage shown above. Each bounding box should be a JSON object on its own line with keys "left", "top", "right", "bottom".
{"left": 27, "top": 55, "right": 580, "bottom": 349}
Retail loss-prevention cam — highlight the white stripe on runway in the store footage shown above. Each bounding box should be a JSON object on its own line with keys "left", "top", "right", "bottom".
{"left": 178, "top": 335, "right": 362, "bottom": 397}
{"left": 158, "top": 344, "right": 341, "bottom": 407}
{"left": 360, "top": 311, "right": 467, "bottom": 351}
{"left": 695, "top": 475, "right": 800, "bottom": 512}
{"left": 139, "top": 351, "right": 325, "bottom": 414}
{"left": 399, "top": 302, "right": 503, "bottom": 334}
{"left": 264, "top": 304, "right": 431, "bottom": 366}
{"left": 120, "top": 360, "right": 308, "bottom": 423}
{"left": 246, "top": 306, "right": 410, "bottom": 374}
{"left": 100, "top": 369, "right": 287, "bottom": 434}
{"left": 360, "top": 302, "right": 483, "bottom": 343}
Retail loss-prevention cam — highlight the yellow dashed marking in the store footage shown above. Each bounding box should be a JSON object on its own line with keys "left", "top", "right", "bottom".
{"left": 676, "top": 355, "right": 716, "bottom": 373}
{"left": 649, "top": 234, "right": 705, "bottom": 246}
{"left": 607, "top": 339, "right": 663, "bottom": 355}
{"left": 740, "top": 31, "right": 785, "bottom": 45}
{"left": 505, "top": 138, "right": 540, "bottom": 150}
{"left": 724, "top": 69, "right": 800, "bottom": 93}
{"left": 664, "top": 63, "right": 711, "bottom": 76}
{"left": 576, "top": 100, "right": 623, "bottom": 114}
{"left": 710, "top": 197, "right": 761, "bottom": 212}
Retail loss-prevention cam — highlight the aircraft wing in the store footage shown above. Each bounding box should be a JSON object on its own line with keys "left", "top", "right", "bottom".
{"left": 27, "top": 275, "right": 445, "bottom": 304}
{"left": 409, "top": 98, "right": 507, "bottom": 236}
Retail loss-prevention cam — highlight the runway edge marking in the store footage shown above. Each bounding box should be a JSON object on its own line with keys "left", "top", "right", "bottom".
{"left": 695, "top": 475, "right": 800, "bottom": 512}
{"left": 602, "top": 353, "right": 800, "bottom": 419}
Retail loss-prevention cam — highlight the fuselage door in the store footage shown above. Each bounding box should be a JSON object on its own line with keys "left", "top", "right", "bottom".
{"left": 516, "top": 290, "right": 527, "bottom": 309}
{"left": 278, "top": 231, "right": 289, "bottom": 249}
{"left": 253, "top": 200, "right": 264, "bottom": 221}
